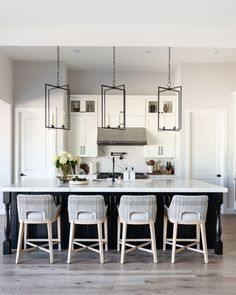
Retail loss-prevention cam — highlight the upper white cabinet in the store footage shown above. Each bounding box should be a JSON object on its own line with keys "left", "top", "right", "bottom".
{"left": 98, "top": 95, "right": 146, "bottom": 128}
{"left": 68, "top": 96, "right": 98, "bottom": 157}
{"left": 71, "top": 95, "right": 97, "bottom": 115}
{"left": 126, "top": 96, "right": 145, "bottom": 127}
{"left": 68, "top": 95, "right": 177, "bottom": 159}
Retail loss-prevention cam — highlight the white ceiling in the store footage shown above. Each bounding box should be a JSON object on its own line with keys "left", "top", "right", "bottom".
{"left": 1, "top": 0, "right": 236, "bottom": 31}
{"left": 1, "top": 46, "right": 236, "bottom": 72}
{"left": 1, "top": 1, "right": 236, "bottom": 47}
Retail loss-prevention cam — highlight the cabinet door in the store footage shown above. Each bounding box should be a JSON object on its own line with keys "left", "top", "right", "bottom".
{"left": 84, "top": 98, "right": 97, "bottom": 114}
{"left": 68, "top": 115, "right": 85, "bottom": 156}
{"left": 162, "top": 133, "right": 176, "bottom": 158}
{"left": 71, "top": 96, "right": 97, "bottom": 114}
{"left": 145, "top": 116, "right": 160, "bottom": 144}
{"left": 84, "top": 115, "right": 98, "bottom": 157}
{"left": 126, "top": 116, "right": 145, "bottom": 127}
{"left": 126, "top": 96, "right": 145, "bottom": 116}
{"left": 145, "top": 115, "right": 176, "bottom": 158}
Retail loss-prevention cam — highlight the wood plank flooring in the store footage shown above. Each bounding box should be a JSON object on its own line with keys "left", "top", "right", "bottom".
{"left": 0, "top": 215, "right": 236, "bottom": 295}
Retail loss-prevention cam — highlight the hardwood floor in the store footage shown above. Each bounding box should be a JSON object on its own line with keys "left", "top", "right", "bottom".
{"left": 0, "top": 215, "right": 236, "bottom": 295}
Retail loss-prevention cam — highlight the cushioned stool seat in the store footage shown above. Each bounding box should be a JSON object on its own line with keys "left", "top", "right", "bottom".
{"left": 67, "top": 195, "right": 108, "bottom": 264}
{"left": 16, "top": 194, "right": 61, "bottom": 264}
{"left": 163, "top": 195, "right": 209, "bottom": 264}
{"left": 117, "top": 195, "right": 158, "bottom": 264}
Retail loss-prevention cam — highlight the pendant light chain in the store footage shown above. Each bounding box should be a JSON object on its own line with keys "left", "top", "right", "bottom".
{"left": 112, "top": 46, "right": 116, "bottom": 87}
{"left": 167, "top": 47, "right": 171, "bottom": 89}
{"left": 57, "top": 46, "right": 60, "bottom": 87}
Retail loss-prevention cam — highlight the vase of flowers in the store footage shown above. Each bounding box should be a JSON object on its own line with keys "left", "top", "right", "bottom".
{"left": 53, "top": 151, "right": 80, "bottom": 183}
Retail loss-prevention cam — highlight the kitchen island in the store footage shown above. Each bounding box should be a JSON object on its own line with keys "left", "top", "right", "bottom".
{"left": 1, "top": 178, "right": 228, "bottom": 255}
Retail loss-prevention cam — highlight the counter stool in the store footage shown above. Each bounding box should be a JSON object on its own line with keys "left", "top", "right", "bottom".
{"left": 163, "top": 195, "right": 208, "bottom": 264}
{"left": 67, "top": 195, "right": 108, "bottom": 264}
{"left": 16, "top": 194, "right": 61, "bottom": 264}
{"left": 117, "top": 195, "right": 157, "bottom": 264}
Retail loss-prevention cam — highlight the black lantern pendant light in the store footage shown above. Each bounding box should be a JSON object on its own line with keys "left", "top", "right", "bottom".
{"left": 45, "top": 46, "right": 70, "bottom": 130}
{"left": 158, "top": 47, "right": 182, "bottom": 131}
{"left": 101, "top": 46, "right": 126, "bottom": 129}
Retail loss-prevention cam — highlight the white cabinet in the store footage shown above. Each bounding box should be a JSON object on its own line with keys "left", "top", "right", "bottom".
{"left": 69, "top": 96, "right": 98, "bottom": 157}
{"left": 144, "top": 114, "right": 176, "bottom": 158}
{"left": 71, "top": 95, "right": 97, "bottom": 114}
{"left": 69, "top": 114, "right": 97, "bottom": 157}
{"left": 100, "top": 95, "right": 146, "bottom": 128}
{"left": 126, "top": 96, "right": 146, "bottom": 127}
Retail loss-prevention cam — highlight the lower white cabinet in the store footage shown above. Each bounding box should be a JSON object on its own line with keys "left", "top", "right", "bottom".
{"left": 68, "top": 114, "right": 97, "bottom": 157}
{"left": 144, "top": 115, "right": 176, "bottom": 158}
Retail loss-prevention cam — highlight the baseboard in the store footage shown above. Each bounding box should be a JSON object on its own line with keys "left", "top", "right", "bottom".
{"left": 222, "top": 208, "right": 236, "bottom": 214}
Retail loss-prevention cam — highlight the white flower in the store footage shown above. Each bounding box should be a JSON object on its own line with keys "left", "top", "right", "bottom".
{"left": 67, "top": 153, "right": 73, "bottom": 161}
{"left": 53, "top": 151, "right": 80, "bottom": 169}
{"left": 53, "top": 154, "right": 59, "bottom": 163}
{"left": 72, "top": 155, "right": 80, "bottom": 163}
{"left": 59, "top": 155, "right": 68, "bottom": 165}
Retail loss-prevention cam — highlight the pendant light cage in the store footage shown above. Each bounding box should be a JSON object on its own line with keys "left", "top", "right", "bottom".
{"left": 45, "top": 46, "right": 70, "bottom": 130}
{"left": 101, "top": 46, "right": 126, "bottom": 130}
{"left": 158, "top": 47, "right": 182, "bottom": 131}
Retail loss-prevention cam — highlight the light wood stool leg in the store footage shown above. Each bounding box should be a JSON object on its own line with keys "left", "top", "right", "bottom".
{"left": 163, "top": 214, "right": 168, "bottom": 251}
{"left": 120, "top": 222, "right": 127, "bottom": 264}
{"left": 117, "top": 217, "right": 121, "bottom": 251}
{"left": 97, "top": 221, "right": 104, "bottom": 264}
{"left": 16, "top": 222, "right": 24, "bottom": 264}
{"left": 24, "top": 223, "right": 27, "bottom": 250}
{"left": 171, "top": 222, "right": 178, "bottom": 264}
{"left": 47, "top": 221, "right": 53, "bottom": 264}
{"left": 67, "top": 222, "right": 75, "bottom": 264}
{"left": 104, "top": 217, "right": 108, "bottom": 252}
{"left": 57, "top": 215, "right": 61, "bottom": 251}
{"left": 196, "top": 224, "right": 200, "bottom": 250}
{"left": 200, "top": 223, "right": 208, "bottom": 264}
{"left": 150, "top": 222, "right": 158, "bottom": 263}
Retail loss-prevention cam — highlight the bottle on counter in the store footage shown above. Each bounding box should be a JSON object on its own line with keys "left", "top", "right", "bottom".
{"left": 129, "top": 167, "right": 136, "bottom": 181}
{"left": 123, "top": 167, "right": 129, "bottom": 182}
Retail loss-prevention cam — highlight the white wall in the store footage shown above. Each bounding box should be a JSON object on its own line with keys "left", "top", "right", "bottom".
{"left": 69, "top": 71, "right": 169, "bottom": 95}
{"left": 14, "top": 61, "right": 67, "bottom": 107}
{"left": 0, "top": 52, "right": 13, "bottom": 104}
{"left": 0, "top": 52, "right": 13, "bottom": 214}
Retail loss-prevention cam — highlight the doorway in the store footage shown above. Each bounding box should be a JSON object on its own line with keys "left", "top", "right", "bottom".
{"left": 185, "top": 109, "right": 226, "bottom": 186}
{"left": 15, "top": 108, "right": 56, "bottom": 181}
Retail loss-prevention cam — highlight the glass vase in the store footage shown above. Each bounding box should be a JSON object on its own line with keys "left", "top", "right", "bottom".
{"left": 57, "top": 165, "right": 72, "bottom": 183}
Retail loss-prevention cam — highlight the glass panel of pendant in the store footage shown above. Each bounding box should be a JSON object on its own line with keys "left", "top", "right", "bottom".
{"left": 158, "top": 89, "right": 180, "bottom": 130}
{"left": 102, "top": 87, "right": 125, "bottom": 129}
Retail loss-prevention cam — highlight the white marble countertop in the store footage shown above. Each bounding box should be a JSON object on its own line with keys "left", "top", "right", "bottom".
{"left": 0, "top": 178, "right": 228, "bottom": 193}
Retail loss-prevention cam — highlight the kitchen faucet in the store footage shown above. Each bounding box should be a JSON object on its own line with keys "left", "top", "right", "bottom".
{"left": 111, "top": 152, "right": 127, "bottom": 182}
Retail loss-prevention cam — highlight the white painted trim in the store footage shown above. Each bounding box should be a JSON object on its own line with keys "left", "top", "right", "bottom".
{"left": 222, "top": 208, "right": 236, "bottom": 215}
